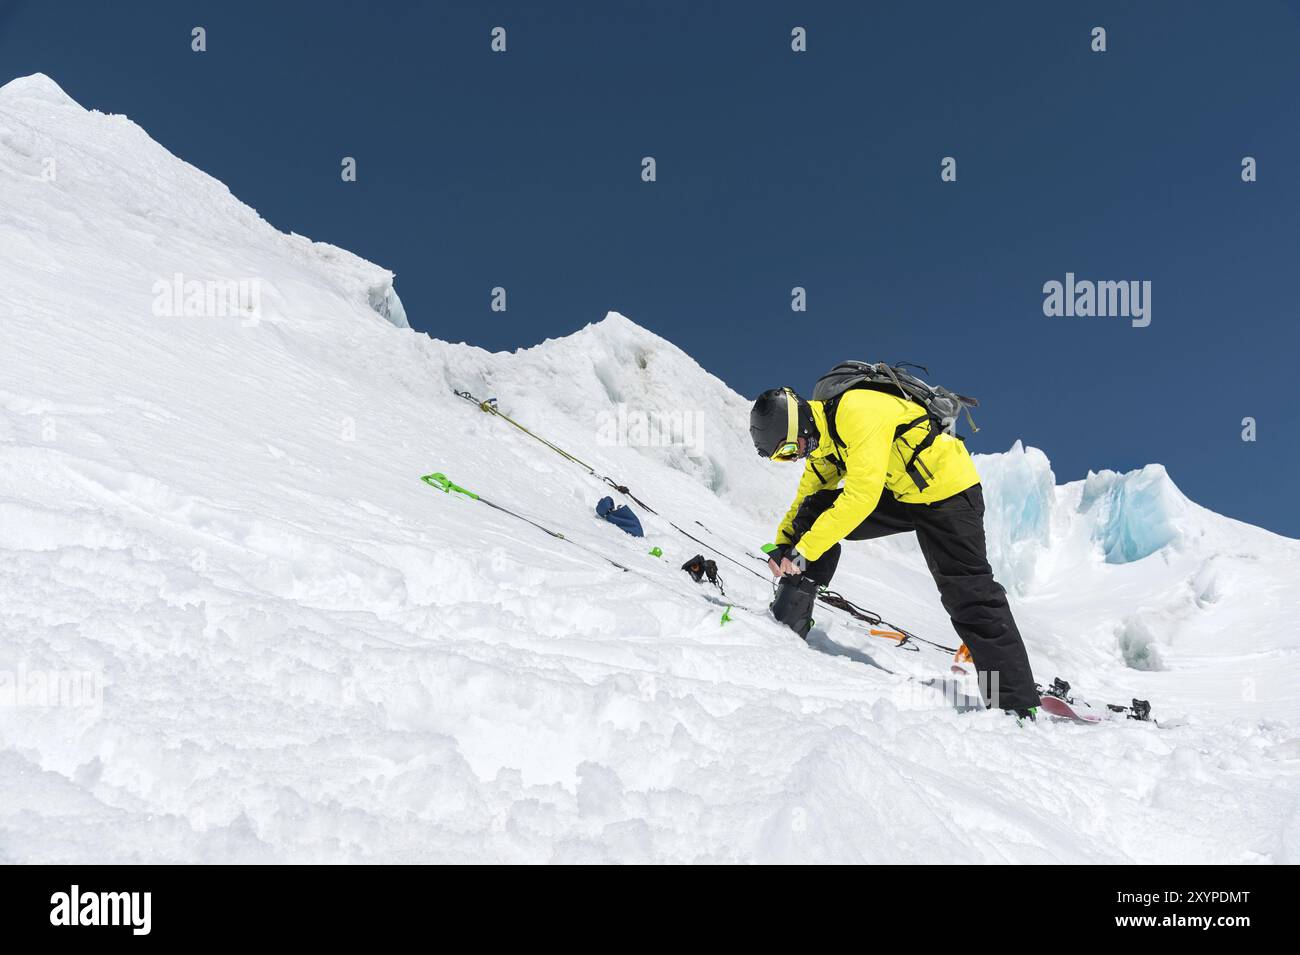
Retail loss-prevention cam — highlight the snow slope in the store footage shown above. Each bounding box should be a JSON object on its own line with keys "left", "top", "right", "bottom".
{"left": 2, "top": 74, "right": 1299, "bottom": 864}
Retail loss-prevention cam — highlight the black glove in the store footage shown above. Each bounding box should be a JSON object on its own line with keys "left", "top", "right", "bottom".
{"left": 681, "top": 554, "right": 721, "bottom": 586}
{"left": 766, "top": 543, "right": 793, "bottom": 564}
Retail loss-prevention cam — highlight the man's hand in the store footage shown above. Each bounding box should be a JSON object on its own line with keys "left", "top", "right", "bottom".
{"left": 776, "top": 556, "right": 805, "bottom": 576}
{"left": 766, "top": 544, "right": 807, "bottom": 577}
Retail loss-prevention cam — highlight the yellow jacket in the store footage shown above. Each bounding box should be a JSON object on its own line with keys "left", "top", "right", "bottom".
{"left": 776, "top": 389, "right": 981, "bottom": 561}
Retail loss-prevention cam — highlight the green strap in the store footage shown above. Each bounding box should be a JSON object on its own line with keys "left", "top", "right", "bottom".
{"left": 720, "top": 606, "right": 733, "bottom": 625}
{"left": 421, "top": 472, "right": 478, "bottom": 500}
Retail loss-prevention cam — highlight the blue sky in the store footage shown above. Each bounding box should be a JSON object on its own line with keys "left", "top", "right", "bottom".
{"left": 4, "top": 1, "right": 1299, "bottom": 536}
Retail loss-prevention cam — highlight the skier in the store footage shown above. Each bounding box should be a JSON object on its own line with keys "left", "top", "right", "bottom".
{"left": 749, "top": 375, "right": 1040, "bottom": 716}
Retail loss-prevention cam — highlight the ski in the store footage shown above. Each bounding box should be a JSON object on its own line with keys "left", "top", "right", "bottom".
{"left": 1038, "top": 694, "right": 1105, "bottom": 724}
{"left": 1038, "top": 677, "right": 1154, "bottom": 725}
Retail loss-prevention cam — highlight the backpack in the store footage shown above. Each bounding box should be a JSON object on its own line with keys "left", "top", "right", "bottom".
{"left": 811, "top": 361, "right": 979, "bottom": 491}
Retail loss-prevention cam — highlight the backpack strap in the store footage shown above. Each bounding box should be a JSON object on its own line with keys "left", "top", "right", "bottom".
{"left": 825, "top": 396, "right": 938, "bottom": 491}
{"left": 822, "top": 393, "right": 846, "bottom": 450}
{"left": 894, "top": 414, "right": 937, "bottom": 491}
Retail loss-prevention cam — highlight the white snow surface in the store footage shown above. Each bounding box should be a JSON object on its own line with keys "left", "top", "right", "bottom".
{"left": 2, "top": 74, "right": 1299, "bottom": 864}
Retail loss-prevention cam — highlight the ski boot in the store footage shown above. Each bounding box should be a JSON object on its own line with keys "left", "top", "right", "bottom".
{"left": 770, "top": 574, "right": 819, "bottom": 639}
{"left": 1008, "top": 706, "right": 1038, "bottom": 726}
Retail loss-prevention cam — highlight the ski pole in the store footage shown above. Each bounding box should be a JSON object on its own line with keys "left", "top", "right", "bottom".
{"left": 453, "top": 390, "right": 660, "bottom": 514}
{"left": 450, "top": 389, "right": 949, "bottom": 647}
{"left": 420, "top": 472, "right": 631, "bottom": 572}
{"left": 421, "top": 473, "right": 772, "bottom": 626}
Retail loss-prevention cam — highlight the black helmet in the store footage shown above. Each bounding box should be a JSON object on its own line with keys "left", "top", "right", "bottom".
{"left": 750, "top": 388, "right": 818, "bottom": 460}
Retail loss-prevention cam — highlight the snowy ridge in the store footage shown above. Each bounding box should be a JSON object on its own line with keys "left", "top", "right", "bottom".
{"left": 0, "top": 73, "right": 407, "bottom": 331}
{"left": 2, "top": 74, "right": 1299, "bottom": 863}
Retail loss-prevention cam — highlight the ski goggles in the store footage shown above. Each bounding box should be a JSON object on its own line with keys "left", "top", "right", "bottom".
{"left": 770, "top": 440, "right": 801, "bottom": 461}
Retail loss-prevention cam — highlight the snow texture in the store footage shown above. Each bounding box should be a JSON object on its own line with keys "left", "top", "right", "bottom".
{"left": 2, "top": 74, "right": 1299, "bottom": 863}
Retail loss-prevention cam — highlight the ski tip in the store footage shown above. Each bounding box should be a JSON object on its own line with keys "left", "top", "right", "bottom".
{"left": 1039, "top": 695, "right": 1104, "bottom": 724}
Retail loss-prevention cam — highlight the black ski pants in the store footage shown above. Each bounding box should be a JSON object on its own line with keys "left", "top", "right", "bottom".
{"left": 791, "top": 484, "right": 1040, "bottom": 711}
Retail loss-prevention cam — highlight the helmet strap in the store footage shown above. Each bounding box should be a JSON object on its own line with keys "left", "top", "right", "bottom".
{"left": 782, "top": 387, "right": 799, "bottom": 448}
